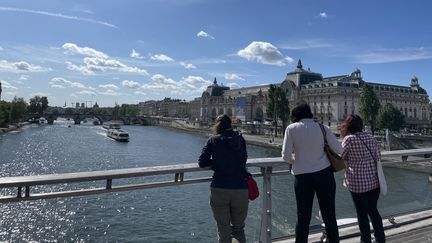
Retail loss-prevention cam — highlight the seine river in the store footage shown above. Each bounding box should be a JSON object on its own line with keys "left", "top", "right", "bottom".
{"left": 1, "top": 121, "right": 432, "bottom": 242}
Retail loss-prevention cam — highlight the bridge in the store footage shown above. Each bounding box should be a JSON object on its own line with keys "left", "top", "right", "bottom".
{"left": 23, "top": 112, "right": 175, "bottom": 125}
{"left": 1, "top": 148, "right": 432, "bottom": 242}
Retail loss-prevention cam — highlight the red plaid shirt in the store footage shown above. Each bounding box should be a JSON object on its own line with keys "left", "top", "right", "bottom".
{"left": 341, "top": 132, "right": 380, "bottom": 193}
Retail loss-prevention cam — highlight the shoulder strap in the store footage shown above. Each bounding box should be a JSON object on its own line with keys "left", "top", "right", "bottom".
{"left": 318, "top": 123, "right": 328, "bottom": 145}
{"left": 356, "top": 134, "right": 377, "bottom": 163}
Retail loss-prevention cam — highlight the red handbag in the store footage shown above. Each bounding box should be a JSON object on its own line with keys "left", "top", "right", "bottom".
{"left": 247, "top": 175, "right": 259, "bottom": 200}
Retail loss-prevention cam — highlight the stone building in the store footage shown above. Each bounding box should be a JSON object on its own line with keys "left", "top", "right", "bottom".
{"left": 138, "top": 60, "right": 430, "bottom": 130}
{"left": 138, "top": 98, "right": 189, "bottom": 118}
{"left": 283, "top": 60, "right": 430, "bottom": 129}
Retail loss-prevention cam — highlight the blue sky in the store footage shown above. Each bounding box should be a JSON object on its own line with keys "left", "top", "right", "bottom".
{"left": 0, "top": 0, "right": 431, "bottom": 107}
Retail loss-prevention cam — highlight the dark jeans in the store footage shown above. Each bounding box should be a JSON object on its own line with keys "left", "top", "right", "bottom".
{"left": 294, "top": 166, "right": 339, "bottom": 243}
{"left": 350, "top": 188, "right": 385, "bottom": 243}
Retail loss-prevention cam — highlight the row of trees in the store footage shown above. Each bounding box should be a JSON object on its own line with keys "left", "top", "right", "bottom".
{"left": 360, "top": 84, "right": 405, "bottom": 134}
{"left": 0, "top": 96, "right": 49, "bottom": 127}
{"left": 265, "top": 83, "right": 406, "bottom": 137}
{"left": 266, "top": 84, "right": 289, "bottom": 137}
{"left": 63, "top": 104, "right": 139, "bottom": 117}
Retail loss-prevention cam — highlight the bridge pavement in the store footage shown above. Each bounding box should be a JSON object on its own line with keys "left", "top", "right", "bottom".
{"left": 274, "top": 208, "right": 432, "bottom": 243}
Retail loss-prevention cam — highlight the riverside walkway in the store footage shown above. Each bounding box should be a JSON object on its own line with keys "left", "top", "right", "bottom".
{"left": 1, "top": 148, "right": 432, "bottom": 242}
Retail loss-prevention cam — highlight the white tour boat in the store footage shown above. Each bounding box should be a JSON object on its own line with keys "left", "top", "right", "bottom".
{"left": 106, "top": 129, "right": 129, "bottom": 142}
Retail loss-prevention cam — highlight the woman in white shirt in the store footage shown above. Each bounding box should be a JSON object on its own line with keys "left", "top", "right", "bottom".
{"left": 282, "top": 103, "right": 343, "bottom": 243}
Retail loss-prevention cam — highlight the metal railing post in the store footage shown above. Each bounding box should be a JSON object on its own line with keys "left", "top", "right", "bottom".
{"left": 260, "top": 166, "right": 272, "bottom": 243}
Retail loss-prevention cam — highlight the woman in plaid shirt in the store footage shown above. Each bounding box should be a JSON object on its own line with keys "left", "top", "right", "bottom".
{"left": 340, "top": 114, "right": 385, "bottom": 243}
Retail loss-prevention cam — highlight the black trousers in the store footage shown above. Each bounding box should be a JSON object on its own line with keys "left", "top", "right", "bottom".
{"left": 350, "top": 188, "right": 385, "bottom": 243}
{"left": 294, "top": 166, "right": 339, "bottom": 243}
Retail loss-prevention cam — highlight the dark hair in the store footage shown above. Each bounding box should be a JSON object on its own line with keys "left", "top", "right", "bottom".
{"left": 290, "top": 103, "right": 313, "bottom": 123}
{"left": 340, "top": 114, "right": 363, "bottom": 138}
{"left": 213, "top": 114, "right": 232, "bottom": 134}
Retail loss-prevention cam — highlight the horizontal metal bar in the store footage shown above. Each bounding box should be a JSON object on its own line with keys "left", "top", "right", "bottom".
{"left": 0, "top": 177, "right": 214, "bottom": 202}
{"left": 0, "top": 148, "right": 431, "bottom": 192}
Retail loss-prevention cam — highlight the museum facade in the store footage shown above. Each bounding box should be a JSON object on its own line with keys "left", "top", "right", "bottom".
{"left": 139, "top": 60, "right": 430, "bottom": 129}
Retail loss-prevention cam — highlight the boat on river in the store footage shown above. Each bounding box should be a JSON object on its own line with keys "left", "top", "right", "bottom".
{"left": 106, "top": 129, "right": 129, "bottom": 142}
{"left": 102, "top": 123, "right": 121, "bottom": 130}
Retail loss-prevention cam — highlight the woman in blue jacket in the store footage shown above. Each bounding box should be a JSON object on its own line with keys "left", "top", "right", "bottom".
{"left": 198, "top": 114, "right": 249, "bottom": 243}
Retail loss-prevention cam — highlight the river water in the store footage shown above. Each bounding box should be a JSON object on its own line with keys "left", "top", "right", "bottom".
{"left": 1, "top": 121, "right": 432, "bottom": 242}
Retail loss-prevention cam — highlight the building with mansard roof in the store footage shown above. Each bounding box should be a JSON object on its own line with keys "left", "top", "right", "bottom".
{"left": 191, "top": 60, "right": 430, "bottom": 129}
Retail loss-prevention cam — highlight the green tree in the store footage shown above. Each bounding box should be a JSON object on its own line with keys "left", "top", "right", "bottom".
{"left": 10, "top": 97, "right": 27, "bottom": 123}
{"left": 112, "top": 104, "right": 120, "bottom": 117}
{"left": 267, "top": 85, "right": 289, "bottom": 137}
{"left": 377, "top": 103, "right": 405, "bottom": 131}
{"left": 64, "top": 107, "right": 75, "bottom": 115}
{"left": 0, "top": 101, "right": 11, "bottom": 126}
{"left": 118, "top": 104, "right": 139, "bottom": 116}
{"left": 28, "top": 96, "right": 49, "bottom": 114}
{"left": 360, "top": 84, "right": 380, "bottom": 135}
{"left": 40, "top": 96, "right": 48, "bottom": 114}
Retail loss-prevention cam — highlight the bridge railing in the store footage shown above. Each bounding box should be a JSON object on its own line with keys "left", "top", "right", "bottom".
{"left": 1, "top": 148, "right": 432, "bottom": 242}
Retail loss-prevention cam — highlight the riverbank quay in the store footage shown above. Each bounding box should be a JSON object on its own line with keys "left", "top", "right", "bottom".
{"left": 0, "top": 122, "right": 30, "bottom": 134}
{"left": 159, "top": 119, "right": 284, "bottom": 149}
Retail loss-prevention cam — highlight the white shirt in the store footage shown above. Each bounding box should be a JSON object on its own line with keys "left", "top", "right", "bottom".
{"left": 281, "top": 118, "right": 343, "bottom": 175}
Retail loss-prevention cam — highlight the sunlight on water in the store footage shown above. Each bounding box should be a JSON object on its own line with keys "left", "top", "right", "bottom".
{"left": 1, "top": 123, "right": 432, "bottom": 241}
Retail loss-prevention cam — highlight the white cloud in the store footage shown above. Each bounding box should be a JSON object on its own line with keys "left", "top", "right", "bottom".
{"left": 226, "top": 82, "right": 240, "bottom": 89}
{"left": 65, "top": 61, "right": 93, "bottom": 75}
{"left": 237, "top": 41, "right": 290, "bottom": 66}
{"left": 4, "top": 91, "right": 17, "bottom": 96}
{"left": 51, "top": 84, "right": 66, "bottom": 89}
{"left": 140, "top": 74, "right": 211, "bottom": 97}
{"left": 78, "top": 90, "right": 97, "bottom": 95}
{"left": 181, "top": 76, "right": 211, "bottom": 85}
{"left": 285, "top": 56, "right": 295, "bottom": 63}
{"left": 150, "top": 54, "right": 175, "bottom": 62}
{"left": 224, "top": 73, "right": 245, "bottom": 81}
{"left": 151, "top": 74, "right": 177, "bottom": 85}
{"left": 98, "top": 89, "right": 122, "bottom": 96}
{"left": 30, "top": 92, "right": 49, "bottom": 97}
{"left": 0, "top": 80, "right": 18, "bottom": 90}
{"left": 99, "top": 84, "right": 119, "bottom": 90}
{"left": 122, "top": 80, "right": 141, "bottom": 89}
{"left": 0, "top": 60, "right": 51, "bottom": 72}
{"left": 19, "top": 75, "right": 29, "bottom": 80}
{"left": 134, "top": 91, "right": 147, "bottom": 96}
{"left": 130, "top": 49, "right": 143, "bottom": 59}
{"left": 63, "top": 43, "right": 149, "bottom": 75}
{"left": 197, "top": 30, "right": 215, "bottom": 39}
{"left": 319, "top": 12, "right": 328, "bottom": 18}
{"left": 0, "top": 6, "right": 117, "bottom": 28}
{"left": 354, "top": 47, "right": 432, "bottom": 64}
{"left": 62, "top": 43, "right": 108, "bottom": 59}
{"left": 180, "top": 62, "right": 197, "bottom": 69}
{"left": 0, "top": 46, "right": 3, "bottom": 51}
{"left": 50, "top": 77, "right": 88, "bottom": 89}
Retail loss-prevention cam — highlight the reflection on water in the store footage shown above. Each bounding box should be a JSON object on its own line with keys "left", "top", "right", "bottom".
{"left": 0, "top": 122, "right": 432, "bottom": 241}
